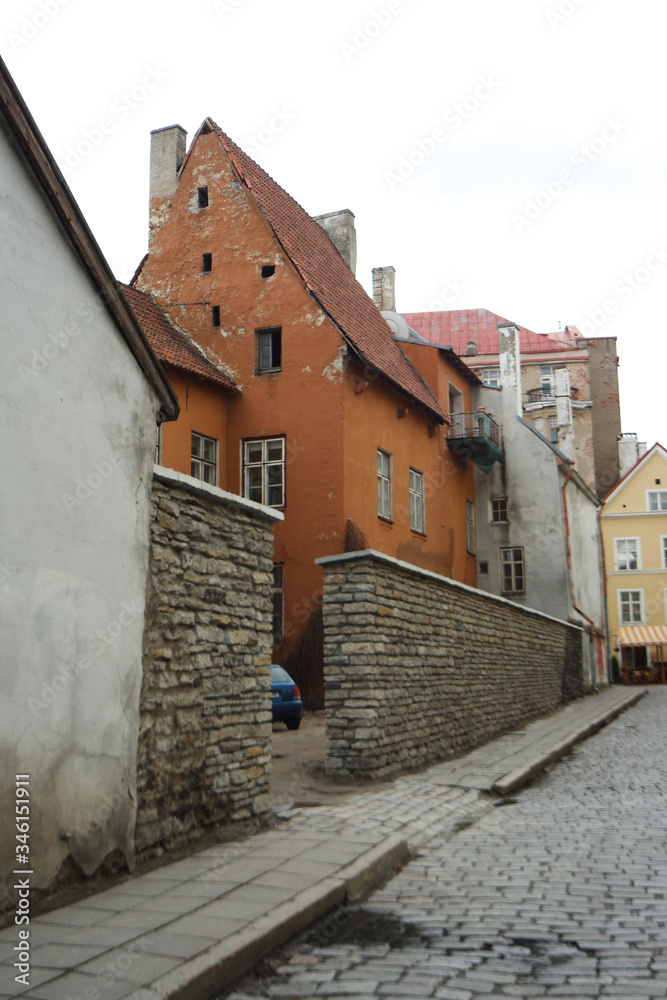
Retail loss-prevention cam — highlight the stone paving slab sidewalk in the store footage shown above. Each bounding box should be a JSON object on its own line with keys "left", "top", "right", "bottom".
{"left": 0, "top": 686, "right": 643, "bottom": 1000}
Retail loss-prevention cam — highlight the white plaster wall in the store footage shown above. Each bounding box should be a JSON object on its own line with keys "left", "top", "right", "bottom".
{"left": 0, "top": 125, "right": 159, "bottom": 891}
{"left": 563, "top": 474, "right": 605, "bottom": 632}
{"left": 475, "top": 387, "right": 570, "bottom": 622}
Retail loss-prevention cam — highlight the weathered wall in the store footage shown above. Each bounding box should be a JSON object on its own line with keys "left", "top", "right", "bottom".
{"left": 319, "top": 551, "right": 584, "bottom": 780}
{"left": 585, "top": 337, "right": 621, "bottom": 498}
{"left": 137, "top": 468, "right": 280, "bottom": 858}
{"left": 474, "top": 387, "right": 571, "bottom": 622}
{"left": 0, "top": 122, "right": 161, "bottom": 899}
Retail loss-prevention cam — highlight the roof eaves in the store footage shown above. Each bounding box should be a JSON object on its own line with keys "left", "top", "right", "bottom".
{"left": 120, "top": 284, "right": 241, "bottom": 395}
{"left": 0, "top": 57, "right": 179, "bottom": 422}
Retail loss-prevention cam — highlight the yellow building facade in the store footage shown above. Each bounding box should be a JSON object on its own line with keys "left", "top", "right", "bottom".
{"left": 601, "top": 443, "right": 667, "bottom": 682}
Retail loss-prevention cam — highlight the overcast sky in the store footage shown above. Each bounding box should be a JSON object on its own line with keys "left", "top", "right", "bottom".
{"left": 2, "top": 0, "right": 665, "bottom": 445}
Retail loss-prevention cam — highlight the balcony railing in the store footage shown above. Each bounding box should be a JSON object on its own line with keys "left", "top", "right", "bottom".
{"left": 448, "top": 410, "right": 501, "bottom": 447}
{"left": 446, "top": 411, "right": 503, "bottom": 472}
{"left": 525, "top": 386, "right": 579, "bottom": 403}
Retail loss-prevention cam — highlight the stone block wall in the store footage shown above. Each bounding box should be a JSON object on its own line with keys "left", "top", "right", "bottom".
{"left": 136, "top": 468, "right": 280, "bottom": 859}
{"left": 319, "top": 550, "right": 584, "bottom": 780}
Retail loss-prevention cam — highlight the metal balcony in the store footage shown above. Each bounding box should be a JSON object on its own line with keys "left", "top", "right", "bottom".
{"left": 446, "top": 411, "right": 503, "bottom": 473}
{"left": 525, "top": 386, "right": 579, "bottom": 404}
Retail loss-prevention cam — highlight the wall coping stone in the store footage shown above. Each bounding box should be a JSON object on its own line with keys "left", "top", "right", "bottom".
{"left": 154, "top": 465, "right": 284, "bottom": 522}
{"left": 316, "top": 548, "right": 583, "bottom": 632}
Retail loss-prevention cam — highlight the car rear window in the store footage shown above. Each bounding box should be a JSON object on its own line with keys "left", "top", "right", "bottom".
{"left": 271, "top": 665, "right": 291, "bottom": 684}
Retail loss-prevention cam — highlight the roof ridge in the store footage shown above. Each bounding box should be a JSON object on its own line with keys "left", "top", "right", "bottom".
{"left": 198, "top": 122, "right": 445, "bottom": 422}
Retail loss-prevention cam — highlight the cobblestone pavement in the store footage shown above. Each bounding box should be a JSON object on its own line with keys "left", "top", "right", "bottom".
{"left": 224, "top": 689, "right": 667, "bottom": 1000}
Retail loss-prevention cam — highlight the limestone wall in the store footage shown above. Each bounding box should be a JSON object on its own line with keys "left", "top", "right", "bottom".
{"left": 319, "top": 550, "right": 584, "bottom": 780}
{"left": 137, "top": 468, "right": 280, "bottom": 858}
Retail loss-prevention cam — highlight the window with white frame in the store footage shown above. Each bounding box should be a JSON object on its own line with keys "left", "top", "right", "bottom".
{"left": 409, "top": 468, "right": 425, "bottom": 533}
{"left": 243, "top": 437, "right": 285, "bottom": 507}
{"left": 465, "top": 499, "right": 475, "bottom": 554}
{"left": 662, "top": 536, "right": 667, "bottom": 570}
{"left": 272, "top": 564, "right": 284, "bottom": 644}
{"left": 548, "top": 414, "right": 558, "bottom": 443}
{"left": 648, "top": 490, "right": 667, "bottom": 512}
{"left": 191, "top": 431, "right": 217, "bottom": 485}
{"left": 490, "top": 497, "right": 508, "bottom": 523}
{"left": 533, "top": 417, "right": 544, "bottom": 432}
{"left": 481, "top": 367, "right": 500, "bottom": 388}
{"left": 500, "top": 547, "right": 525, "bottom": 595}
{"left": 619, "top": 589, "right": 643, "bottom": 624}
{"left": 377, "top": 449, "right": 392, "bottom": 520}
{"left": 614, "top": 538, "right": 639, "bottom": 571}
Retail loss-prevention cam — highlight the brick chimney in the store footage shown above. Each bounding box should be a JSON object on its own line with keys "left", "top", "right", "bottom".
{"left": 314, "top": 209, "right": 357, "bottom": 275}
{"left": 372, "top": 266, "right": 396, "bottom": 312}
{"left": 149, "top": 125, "right": 187, "bottom": 245}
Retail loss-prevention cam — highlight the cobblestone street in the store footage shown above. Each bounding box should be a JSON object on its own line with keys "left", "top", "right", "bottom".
{"left": 226, "top": 689, "right": 667, "bottom": 1000}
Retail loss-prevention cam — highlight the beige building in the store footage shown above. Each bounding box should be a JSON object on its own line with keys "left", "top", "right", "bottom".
{"left": 402, "top": 308, "right": 621, "bottom": 499}
{"left": 600, "top": 443, "right": 667, "bottom": 682}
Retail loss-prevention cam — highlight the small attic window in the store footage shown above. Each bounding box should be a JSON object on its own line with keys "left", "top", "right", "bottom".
{"left": 202, "top": 253, "right": 212, "bottom": 273}
{"left": 212, "top": 306, "right": 220, "bottom": 327}
{"left": 198, "top": 187, "right": 209, "bottom": 208}
{"left": 261, "top": 265, "right": 276, "bottom": 278}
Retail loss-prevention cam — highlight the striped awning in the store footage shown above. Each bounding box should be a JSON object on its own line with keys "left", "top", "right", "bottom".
{"left": 617, "top": 625, "right": 667, "bottom": 646}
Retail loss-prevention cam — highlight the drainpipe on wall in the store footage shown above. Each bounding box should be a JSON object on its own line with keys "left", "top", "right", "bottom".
{"left": 560, "top": 461, "right": 599, "bottom": 692}
{"left": 597, "top": 504, "right": 613, "bottom": 685}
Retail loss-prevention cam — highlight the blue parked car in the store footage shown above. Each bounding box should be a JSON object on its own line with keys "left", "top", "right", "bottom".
{"left": 270, "top": 664, "right": 302, "bottom": 730}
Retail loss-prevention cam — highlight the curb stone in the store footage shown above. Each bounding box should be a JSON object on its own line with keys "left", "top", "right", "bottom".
{"left": 492, "top": 688, "right": 645, "bottom": 796}
{"left": 123, "top": 836, "right": 409, "bottom": 1000}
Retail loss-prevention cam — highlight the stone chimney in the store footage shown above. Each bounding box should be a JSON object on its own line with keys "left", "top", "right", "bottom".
{"left": 617, "top": 433, "right": 648, "bottom": 478}
{"left": 497, "top": 323, "right": 523, "bottom": 419}
{"left": 555, "top": 368, "right": 575, "bottom": 461}
{"left": 314, "top": 209, "right": 357, "bottom": 275}
{"left": 372, "top": 266, "right": 396, "bottom": 311}
{"left": 149, "top": 125, "right": 187, "bottom": 245}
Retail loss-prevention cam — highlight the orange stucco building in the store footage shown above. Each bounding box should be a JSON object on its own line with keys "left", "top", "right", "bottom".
{"left": 134, "top": 119, "right": 481, "bottom": 705}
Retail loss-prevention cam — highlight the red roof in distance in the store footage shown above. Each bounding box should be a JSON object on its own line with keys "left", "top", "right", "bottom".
{"left": 122, "top": 284, "right": 239, "bottom": 393}
{"left": 402, "top": 308, "right": 586, "bottom": 356}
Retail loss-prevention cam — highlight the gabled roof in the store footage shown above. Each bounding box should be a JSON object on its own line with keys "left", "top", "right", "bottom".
{"left": 402, "top": 309, "right": 586, "bottom": 357}
{"left": 199, "top": 119, "right": 445, "bottom": 422}
{"left": 0, "top": 57, "right": 178, "bottom": 421}
{"left": 121, "top": 285, "right": 239, "bottom": 394}
{"left": 601, "top": 443, "right": 667, "bottom": 506}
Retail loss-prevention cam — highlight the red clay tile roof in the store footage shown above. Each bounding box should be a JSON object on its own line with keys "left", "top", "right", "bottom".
{"left": 121, "top": 284, "right": 239, "bottom": 393}
{"left": 403, "top": 309, "right": 585, "bottom": 356}
{"left": 204, "top": 120, "right": 445, "bottom": 422}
